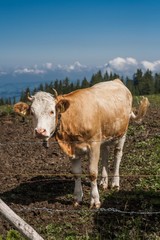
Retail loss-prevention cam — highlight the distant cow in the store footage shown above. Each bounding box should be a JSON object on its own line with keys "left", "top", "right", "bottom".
{"left": 14, "top": 79, "right": 149, "bottom": 208}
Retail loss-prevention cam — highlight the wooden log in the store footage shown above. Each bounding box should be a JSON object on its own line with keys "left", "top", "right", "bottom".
{"left": 0, "top": 199, "right": 44, "bottom": 240}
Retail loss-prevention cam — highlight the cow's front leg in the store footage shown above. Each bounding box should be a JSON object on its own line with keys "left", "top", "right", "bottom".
{"left": 112, "top": 134, "right": 126, "bottom": 189}
{"left": 89, "top": 142, "right": 101, "bottom": 209}
{"left": 71, "top": 158, "right": 83, "bottom": 207}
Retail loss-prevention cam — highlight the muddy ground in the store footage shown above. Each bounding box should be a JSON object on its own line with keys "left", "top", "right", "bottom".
{"left": 0, "top": 103, "right": 160, "bottom": 239}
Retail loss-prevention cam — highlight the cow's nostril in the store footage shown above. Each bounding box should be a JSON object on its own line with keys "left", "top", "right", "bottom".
{"left": 42, "top": 129, "right": 47, "bottom": 134}
{"left": 35, "top": 128, "right": 47, "bottom": 135}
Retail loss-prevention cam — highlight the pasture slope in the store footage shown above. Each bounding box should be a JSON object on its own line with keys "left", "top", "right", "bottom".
{"left": 0, "top": 95, "right": 160, "bottom": 240}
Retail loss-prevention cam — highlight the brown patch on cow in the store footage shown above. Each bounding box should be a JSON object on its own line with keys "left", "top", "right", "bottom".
{"left": 89, "top": 172, "right": 97, "bottom": 181}
{"left": 56, "top": 133, "right": 75, "bottom": 158}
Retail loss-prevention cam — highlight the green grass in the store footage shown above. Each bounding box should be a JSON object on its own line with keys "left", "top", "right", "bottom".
{"left": 124, "top": 130, "right": 160, "bottom": 191}
{"left": 0, "top": 105, "right": 14, "bottom": 115}
{"left": 0, "top": 229, "right": 25, "bottom": 240}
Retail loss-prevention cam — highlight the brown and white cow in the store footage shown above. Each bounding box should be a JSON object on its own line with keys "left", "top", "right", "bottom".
{"left": 14, "top": 79, "right": 149, "bottom": 208}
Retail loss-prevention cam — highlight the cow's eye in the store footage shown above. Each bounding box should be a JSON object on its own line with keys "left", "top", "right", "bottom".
{"left": 50, "top": 110, "right": 54, "bottom": 115}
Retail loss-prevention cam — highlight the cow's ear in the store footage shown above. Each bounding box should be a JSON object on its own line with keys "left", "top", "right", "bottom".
{"left": 13, "top": 102, "right": 30, "bottom": 117}
{"left": 56, "top": 99, "right": 70, "bottom": 113}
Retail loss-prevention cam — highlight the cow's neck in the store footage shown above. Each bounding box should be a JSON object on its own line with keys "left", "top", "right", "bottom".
{"left": 55, "top": 113, "right": 61, "bottom": 134}
{"left": 54, "top": 114, "right": 75, "bottom": 158}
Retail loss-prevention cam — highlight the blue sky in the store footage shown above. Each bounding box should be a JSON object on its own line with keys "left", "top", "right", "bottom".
{"left": 0, "top": 0, "right": 160, "bottom": 68}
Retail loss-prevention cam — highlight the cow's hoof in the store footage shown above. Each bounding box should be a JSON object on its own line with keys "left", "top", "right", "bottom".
{"left": 73, "top": 201, "right": 82, "bottom": 208}
{"left": 95, "top": 203, "right": 101, "bottom": 209}
{"left": 100, "top": 184, "right": 108, "bottom": 191}
{"left": 90, "top": 202, "right": 101, "bottom": 209}
{"left": 100, "top": 178, "right": 108, "bottom": 190}
{"left": 111, "top": 185, "right": 120, "bottom": 191}
{"left": 89, "top": 203, "right": 94, "bottom": 209}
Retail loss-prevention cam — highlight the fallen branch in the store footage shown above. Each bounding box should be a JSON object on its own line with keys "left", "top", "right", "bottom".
{"left": 0, "top": 198, "right": 44, "bottom": 240}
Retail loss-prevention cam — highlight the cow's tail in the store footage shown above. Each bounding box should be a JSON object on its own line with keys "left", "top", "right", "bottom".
{"left": 131, "top": 96, "right": 150, "bottom": 123}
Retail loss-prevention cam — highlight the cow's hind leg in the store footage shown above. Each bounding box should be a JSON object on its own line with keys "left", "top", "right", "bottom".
{"left": 112, "top": 134, "right": 126, "bottom": 190}
{"left": 100, "top": 144, "right": 109, "bottom": 190}
{"left": 71, "top": 158, "right": 83, "bottom": 207}
{"left": 89, "top": 142, "right": 101, "bottom": 209}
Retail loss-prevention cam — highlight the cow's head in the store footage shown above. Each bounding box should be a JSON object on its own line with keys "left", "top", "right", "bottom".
{"left": 14, "top": 90, "right": 69, "bottom": 141}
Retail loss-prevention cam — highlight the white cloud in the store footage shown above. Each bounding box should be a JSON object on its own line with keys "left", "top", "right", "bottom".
{"left": 14, "top": 67, "right": 45, "bottom": 75}
{"left": 0, "top": 71, "right": 7, "bottom": 76}
{"left": 141, "top": 61, "right": 154, "bottom": 71}
{"left": 108, "top": 57, "right": 126, "bottom": 70}
{"left": 141, "top": 60, "right": 160, "bottom": 72}
{"left": 126, "top": 57, "right": 138, "bottom": 65}
{"left": 43, "top": 62, "right": 53, "bottom": 70}
{"left": 57, "top": 64, "right": 63, "bottom": 69}
{"left": 108, "top": 57, "right": 138, "bottom": 70}
{"left": 67, "top": 61, "right": 87, "bottom": 71}
{"left": 12, "top": 58, "right": 160, "bottom": 78}
{"left": 103, "top": 57, "right": 138, "bottom": 76}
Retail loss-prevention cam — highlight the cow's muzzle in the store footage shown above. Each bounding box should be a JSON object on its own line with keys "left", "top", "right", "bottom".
{"left": 35, "top": 128, "right": 48, "bottom": 138}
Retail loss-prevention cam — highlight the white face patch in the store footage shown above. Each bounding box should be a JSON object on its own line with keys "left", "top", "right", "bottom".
{"left": 30, "top": 92, "right": 57, "bottom": 140}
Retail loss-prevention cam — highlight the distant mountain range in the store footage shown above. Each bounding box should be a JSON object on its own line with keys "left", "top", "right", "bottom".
{"left": 1, "top": 57, "right": 160, "bottom": 100}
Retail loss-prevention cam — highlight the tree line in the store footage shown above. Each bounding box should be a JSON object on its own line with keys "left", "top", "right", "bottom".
{"left": 0, "top": 68, "right": 160, "bottom": 105}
